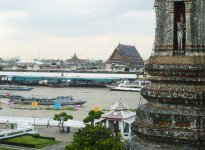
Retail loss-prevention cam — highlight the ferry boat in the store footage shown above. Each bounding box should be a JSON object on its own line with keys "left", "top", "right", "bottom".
{"left": 10, "top": 95, "right": 86, "bottom": 106}
{"left": 0, "top": 85, "right": 33, "bottom": 91}
{"left": 108, "top": 80, "right": 151, "bottom": 92}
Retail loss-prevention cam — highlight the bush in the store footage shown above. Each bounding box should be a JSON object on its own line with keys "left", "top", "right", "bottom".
{"left": 65, "top": 124, "right": 124, "bottom": 150}
{"left": 0, "top": 141, "right": 35, "bottom": 148}
{"left": 83, "top": 110, "right": 104, "bottom": 125}
{"left": 1, "top": 134, "right": 60, "bottom": 149}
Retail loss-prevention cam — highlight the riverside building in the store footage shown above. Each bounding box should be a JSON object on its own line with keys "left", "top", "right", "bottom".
{"left": 106, "top": 44, "right": 144, "bottom": 72}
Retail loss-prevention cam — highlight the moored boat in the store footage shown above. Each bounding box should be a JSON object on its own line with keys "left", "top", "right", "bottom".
{"left": 0, "top": 85, "right": 33, "bottom": 91}
{"left": 0, "top": 92, "right": 13, "bottom": 98}
{"left": 10, "top": 95, "right": 86, "bottom": 106}
{"left": 108, "top": 80, "right": 151, "bottom": 92}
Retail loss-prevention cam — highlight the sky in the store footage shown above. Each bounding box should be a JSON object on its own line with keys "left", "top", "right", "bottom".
{"left": 0, "top": 0, "right": 155, "bottom": 61}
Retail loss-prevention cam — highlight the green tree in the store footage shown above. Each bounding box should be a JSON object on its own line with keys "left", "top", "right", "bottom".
{"left": 53, "top": 112, "right": 73, "bottom": 133}
{"left": 65, "top": 124, "right": 124, "bottom": 150}
{"left": 83, "top": 110, "right": 104, "bottom": 125}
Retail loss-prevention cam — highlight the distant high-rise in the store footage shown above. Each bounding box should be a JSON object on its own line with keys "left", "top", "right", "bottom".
{"left": 129, "top": 0, "right": 205, "bottom": 149}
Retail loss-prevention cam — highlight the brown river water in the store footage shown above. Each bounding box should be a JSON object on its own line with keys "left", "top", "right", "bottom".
{"left": 0, "top": 86, "right": 144, "bottom": 120}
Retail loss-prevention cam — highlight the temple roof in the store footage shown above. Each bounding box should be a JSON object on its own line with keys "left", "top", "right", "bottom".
{"left": 111, "top": 101, "right": 129, "bottom": 111}
{"left": 102, "top": 110, "right": 135, "bottom": 120}
{"left": 70, "top": 53, "right": 80, "bottom": 61}
{"left": 107, "top": 44, "right": 144, "bottom": 65}
{"left": 102, "top": 101, "right": 135, "bottom": 120}
{"left": 66, "top": 53, "right": 85, "bottom": 64}
{"left": 103, "top": 111, "right": 124, "bottom": 119}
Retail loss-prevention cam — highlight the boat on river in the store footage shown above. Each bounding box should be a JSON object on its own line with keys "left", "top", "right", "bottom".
{"left": 10, "top": 95, "right": 86, "bottom": 106}
{"left": 107, "top": 80, "right": 150, "bottom": 92}
{"left": 0, "top": 85, "right": 33, "bottom": 91}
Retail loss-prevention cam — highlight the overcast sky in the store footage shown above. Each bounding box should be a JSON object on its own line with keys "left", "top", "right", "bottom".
{"left": 0, "top": 0, "right": 155, "bottom": 60}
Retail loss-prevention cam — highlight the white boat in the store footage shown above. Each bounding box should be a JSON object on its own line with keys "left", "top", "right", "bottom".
{"left": 108, "top": 80, "right": 150, "bottom": 92}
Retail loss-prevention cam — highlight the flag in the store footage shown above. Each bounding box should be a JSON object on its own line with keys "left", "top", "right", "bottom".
{"left": 54, "top": 102, "right": 61, "bottom": 109}
{"left": 31, "top": 102, "right": 38, "bottom": 107}
{"left": 7, "top": 100, "right": 14, "bottom": 109}
{"left": 73, "top": 105, "right": 81, "bottom": 110}
{"left": 6, "top": 92, "right": 11, "bottom": 98}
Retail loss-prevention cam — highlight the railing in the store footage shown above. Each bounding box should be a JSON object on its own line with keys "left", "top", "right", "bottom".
{"left": 0, "top": 116, "right": 85, "bottom": 128}
{"left": 0, "top": 126, "right": 36, "bottom": 139}
{"left": 0, "top": 116, "right": 85, "bottom": 139}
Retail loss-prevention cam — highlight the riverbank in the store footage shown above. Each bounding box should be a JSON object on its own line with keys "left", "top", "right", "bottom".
{"left": 0, "top": 71, "right": 140, "bottom": 87}
{"left": 0, "top": 86, "right": 143, "bottom": 149}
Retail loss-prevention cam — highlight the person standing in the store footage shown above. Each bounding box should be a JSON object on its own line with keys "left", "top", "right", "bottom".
{"left": 47, "top": 119, "right": 51, "bottom": 128}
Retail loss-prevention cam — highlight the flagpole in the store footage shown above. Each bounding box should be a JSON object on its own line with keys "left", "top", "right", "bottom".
{"left": 32, "top": 110, "right": 36, "bottom": 131}
{"left": 6, "top": 99, "right": 15, "bottom": 119}
{"left": 34, "top": 115, "right": 35, "bottom": 130}
{"left": 12, "top": 97, "right": 14, "bottom": 120}
{"left": 31, "top": 101, "right": 38, "bottom": 131}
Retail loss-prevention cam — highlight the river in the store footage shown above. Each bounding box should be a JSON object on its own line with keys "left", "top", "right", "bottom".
{"left": 0, "top": 86, "right": 144, "bottom": 120}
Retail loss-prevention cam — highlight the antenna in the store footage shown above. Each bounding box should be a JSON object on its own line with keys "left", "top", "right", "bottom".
{"left": 38, "top": 41, "right": 41, "bottom": 59}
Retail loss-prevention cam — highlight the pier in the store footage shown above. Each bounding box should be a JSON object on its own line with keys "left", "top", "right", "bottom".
{"left": 0, "top": 72, "right": 137, "bottom": 87}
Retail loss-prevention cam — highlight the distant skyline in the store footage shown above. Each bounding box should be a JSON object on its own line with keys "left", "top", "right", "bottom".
{"left": 0, "top": 0, "right": 155, "bottom": 61}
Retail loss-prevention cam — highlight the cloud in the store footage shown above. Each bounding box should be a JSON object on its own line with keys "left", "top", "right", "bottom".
{"left": 0, "top": 0, "right": 155, "bottom": 60}
{"left": 0, "top": 10, "right": 28, "bottom": 20}
{"left": 42, "top": 32, "right": 154, "bottom": 60}
{"left": 117, "top": 10, "right": 154, "bottom": 21}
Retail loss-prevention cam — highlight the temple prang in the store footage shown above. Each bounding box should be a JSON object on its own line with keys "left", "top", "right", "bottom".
{"left": 129, "top": 0, "right": 205, "bottom": 149}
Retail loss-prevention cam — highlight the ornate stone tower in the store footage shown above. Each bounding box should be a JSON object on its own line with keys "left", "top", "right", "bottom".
{"left": 129, "top": 0, "right": 205, "bottom": 149}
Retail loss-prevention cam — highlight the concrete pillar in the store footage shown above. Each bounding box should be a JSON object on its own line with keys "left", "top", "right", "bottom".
{"left": 105, "top": 120, "right": 109, "bottom": 128}
{"left": 119, "top": 121, "right": 124, "bottom": 137}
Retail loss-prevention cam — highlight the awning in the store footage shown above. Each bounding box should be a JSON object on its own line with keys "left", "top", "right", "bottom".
{"left": 94, "top": 118, "right": 106, "bottom": 124}
{"left": 123, "top": 116, "right": 135, "bottom": 124}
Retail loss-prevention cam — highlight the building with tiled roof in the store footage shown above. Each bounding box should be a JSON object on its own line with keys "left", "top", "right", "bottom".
{"left": 66, "top": 53, "right": 86, "bottom": 64}
{"left": 64, "top": 53, "right": 88, "bottom": 71}
{"left": 106, "top": 44, "right": 144, "bottom": 72}
{"left": 111, "top": 101, "right": 129, "bottom": 111}
{"left": 95, "top": 101, "right": 135, "bottom": 139}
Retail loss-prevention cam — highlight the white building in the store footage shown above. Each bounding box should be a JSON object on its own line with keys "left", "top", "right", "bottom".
{"left": 95, "top": 101, "right": 135, "bottom": 139}
{"left": 13, "top": 59, "right": 44, "bottom": 71}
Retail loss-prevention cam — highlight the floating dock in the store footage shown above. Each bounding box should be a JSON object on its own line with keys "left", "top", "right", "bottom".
{"left": 0, "top": 72, "right": 137, "bottom": 87}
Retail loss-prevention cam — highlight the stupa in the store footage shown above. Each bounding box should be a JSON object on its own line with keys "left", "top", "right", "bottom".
{"left": 129, "top": 0, "right": 205, "bottom": 149}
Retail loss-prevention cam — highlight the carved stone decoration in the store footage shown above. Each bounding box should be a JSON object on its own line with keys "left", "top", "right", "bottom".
{"left": 185, "top": 1, "right": 193, "bottom": 49}
{"left": 171, "top": 115, "right": 176, "bottom": 127}
{"left": 177, "top": 15, "right": 186, "bottom": 51}
{"left": 128, "top": 0, "right": 205, "bottom": 149}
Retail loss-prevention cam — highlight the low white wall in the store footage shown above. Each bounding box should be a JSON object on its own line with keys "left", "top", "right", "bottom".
{"left": 0, "top": 126, "right": 36, "bottom": 139}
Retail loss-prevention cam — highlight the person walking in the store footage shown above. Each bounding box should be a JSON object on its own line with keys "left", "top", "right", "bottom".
{"left": 47, "top": 119, "right": 51, "bottom": 128}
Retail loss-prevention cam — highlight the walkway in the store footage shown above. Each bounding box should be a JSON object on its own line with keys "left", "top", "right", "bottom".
{"left": 0, "top": 116, "right": 85, "bottom": 128}
{"left": 0, "top": 144, "right": 36, "bottom": 150}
